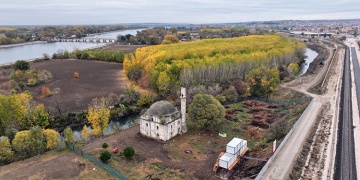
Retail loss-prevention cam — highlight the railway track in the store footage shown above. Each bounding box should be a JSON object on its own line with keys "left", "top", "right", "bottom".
{"left": 334, "top": 46, "right": 357, "bottom": 180}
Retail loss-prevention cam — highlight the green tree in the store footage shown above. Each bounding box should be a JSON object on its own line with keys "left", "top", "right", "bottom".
{"left": 28, "top": 126, "right": 46, "bottom": 155}
{"left": 0, "top": 95, "right": 11, "bottom": 135}
{"left": 13, "top": 60, "right": 30, "bottom": 71}
{"left": 124, "top": 146, "right": 135, "bottom": 160}
{"left": 100, "top": 151, "right": 111, "bottom": 163}
{"left": 102, "top": 143, "right": 108, "bottom": 149}
{"left": 86, "top": 97, "right": 110, "bottom": 136}
{"left": 188, "top": 94, "right": 225, "bottom": 130}
{"left": 0, "top": 136, "right": 14, "bottom": 162}
{"left": 63, "top": 126, "right": 75, "bottom": 143}
{"left": 245, "top": 66, "right": 280, "bottom": 98}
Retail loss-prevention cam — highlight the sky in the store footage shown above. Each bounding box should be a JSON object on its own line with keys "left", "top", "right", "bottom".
{"left": 1, "top": 0, "right": 360, "bottom": 25}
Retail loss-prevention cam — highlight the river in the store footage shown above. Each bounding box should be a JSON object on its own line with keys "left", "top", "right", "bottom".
{"left": 300, "top": 48, "right": 319, "bottom": 76}
{"left": 73, "top": 114, "right": 140, "bottom": 140}
{"left": 0, "top": 29, "right": 143, "bottom": 65}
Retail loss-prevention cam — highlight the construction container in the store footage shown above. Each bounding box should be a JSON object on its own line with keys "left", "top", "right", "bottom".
{"left": 226, "top": 137, "right": 243, "bottom": 154}
{"left": 219, "top": 152, "right": 236, "bottom": 169}
{"left": 237, "top": 140, "right": 247, "bottom": 156}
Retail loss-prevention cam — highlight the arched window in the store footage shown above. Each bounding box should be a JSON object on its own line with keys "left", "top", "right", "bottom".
{"left": 157, "top": 133, "right": 159, "bottom": 137}
{"left": 146, "top": 123, "right": 148, "bottom": 127}
{"left": 157, "top": 126, "right": 159, "bottom": 130}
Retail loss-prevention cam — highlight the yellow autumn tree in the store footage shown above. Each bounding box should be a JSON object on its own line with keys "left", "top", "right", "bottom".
{"left": 81, "top": 125, "right": 91, "bottom": 140}
{"left": 42, "top": 129, "right": 60, "bottom": 149}
{"left": 156, "top": 71, "right": 171, "bottom": 95}
{"left": 162, "top": 35, "right": 179, "bottom": 44}
{"left": 86, "top": 97, "right": 110, "bottom": 136}
{"left": 0, "top": 136, "right": 14, "bottom": 162}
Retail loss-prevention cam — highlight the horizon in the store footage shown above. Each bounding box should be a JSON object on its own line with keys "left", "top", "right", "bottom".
{"left": 2, "top": 18, "right": 360, "bottom": 27}
{"left": 1, "top": 0, "right": 360, "bottom": 26}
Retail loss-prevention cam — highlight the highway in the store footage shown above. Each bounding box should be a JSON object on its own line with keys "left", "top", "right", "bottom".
{"left": 334, "top": 46, "right": 357, "bottom": 180}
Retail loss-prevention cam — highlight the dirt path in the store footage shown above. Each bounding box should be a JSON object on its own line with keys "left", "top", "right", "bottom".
{"left": 260, "top": 38, "right": 344, "bottom": 179}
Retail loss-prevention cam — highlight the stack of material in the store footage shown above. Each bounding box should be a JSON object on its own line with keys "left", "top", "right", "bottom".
{"left": 219, "top": 137, "right": 247, "bottom": 169}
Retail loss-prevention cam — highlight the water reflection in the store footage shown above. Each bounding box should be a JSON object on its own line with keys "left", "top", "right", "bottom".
{"left": 300, "top": 48, "right": 319, "bottom": 76}
{"left": 73, "top": 114, "right": 140, "bottom": 140}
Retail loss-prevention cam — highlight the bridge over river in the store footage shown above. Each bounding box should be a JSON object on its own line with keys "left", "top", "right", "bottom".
{"left": 55, "top": 38, "right": 116, "bottom": 43}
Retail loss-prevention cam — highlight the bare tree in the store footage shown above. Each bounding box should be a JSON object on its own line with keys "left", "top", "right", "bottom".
{"left": 75, "top": 93, "right": 84, "bottom": 108}
{"left": 52, "top": 88, "right": 63, "bottom": 116}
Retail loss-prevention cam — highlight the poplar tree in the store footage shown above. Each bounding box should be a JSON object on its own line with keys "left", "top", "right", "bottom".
{"left": 86, "top": 97, "right": 110, "bottom": 136}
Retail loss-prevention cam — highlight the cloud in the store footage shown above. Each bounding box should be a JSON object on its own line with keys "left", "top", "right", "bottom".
{"left": 0, "top": 0, "right": 359, "bottom": 25}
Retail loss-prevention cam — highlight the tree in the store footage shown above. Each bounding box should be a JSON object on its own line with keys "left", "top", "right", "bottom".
{"left": 162, "top": 35, "right": 179, "bottom": 44}
{"left": 29, "top": 104, "right": 53, "bottom": 128}
{"left": 120, "top": 87, "right": 140, "bottom": 106}
{"left": 102, "top": 143, "right": 108, "bottom": 149}
{"left": 124, "top": 146, "right": 135, "bottom": 160}
{"left": 86, "top": 97, "right": 110, "bottom": 136}
{"left": 42, "top": 129, "right": 60, "bottom": 149}
{"left": 63, "top": 126, "right": 75, "bottom": 143}
{"left": 28, "top": 126, "right": 46, "bottom": 155}
{"left": 0, "top": 136, "right": 14, "bottom": 162}
{"left": 0, "top": 95, "right": 11, "bottom": 135}
{"left": 156, "top": 71, "right": 171, "bottom": 95}
{"left": 232, "top": 80, "right": 247, "bottom": 96}
{"left": 13, "top": 60, "right": 30, "bottom": 71}
{"left": 188, "top": 94, "right": 225, "bottom": 130}
{"left": 81, "top": 125, "right": 91, "bottom": 140}
{"left": 245, "top": 66, "right": 280, "bottom": 98}
{"left": 12, "top": 130, "right": 31, "bottom": 154}
{"left": 100, "top": 151, "right": 111, "bottom": 163}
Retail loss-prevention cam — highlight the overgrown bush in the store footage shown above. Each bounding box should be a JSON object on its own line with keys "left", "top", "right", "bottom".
{"left": 124, "top": 146, "right": 135, "bottom": 160}
{"left": 13, "top": 60, "right": 29, "bottom": 71}
{"left": 41, "top": 86, "right": 51, "bottom": 97}
{"left": 100, "top": 151, "right": 111, "bottom": 163}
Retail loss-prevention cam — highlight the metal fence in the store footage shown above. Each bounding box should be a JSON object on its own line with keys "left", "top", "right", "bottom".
{"left": 255, "top": 98, "right": 314, "bottom": 180}
{"left": 65, "top": 141, "right": 129, "bottom": 180}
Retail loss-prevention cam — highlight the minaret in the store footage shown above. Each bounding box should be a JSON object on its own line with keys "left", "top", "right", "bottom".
{"left": 180, "top": 87, "right": 187, "bottom": 133}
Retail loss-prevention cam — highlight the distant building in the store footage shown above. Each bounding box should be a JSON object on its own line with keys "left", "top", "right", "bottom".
{"left": 140, "top": 88, "right": 187, "bottom": 141}
{"left": 190, "top": 32, "right": 200, "bottom": 41}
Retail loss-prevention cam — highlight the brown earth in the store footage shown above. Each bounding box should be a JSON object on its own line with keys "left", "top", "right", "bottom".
{"left": 0, "top": 151, "right": 116, "bottom": 180}
{"left": 27, "top": 59, "right": 127, "bottom": 114}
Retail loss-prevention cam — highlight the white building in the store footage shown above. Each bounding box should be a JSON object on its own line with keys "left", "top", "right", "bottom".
{"left": 140, "top": 88, "right": 187, "bottom": 141}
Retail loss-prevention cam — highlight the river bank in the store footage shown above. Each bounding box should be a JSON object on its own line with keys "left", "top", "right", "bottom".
{"left": 0, "top": 41, "right": 48, "bottom": 49}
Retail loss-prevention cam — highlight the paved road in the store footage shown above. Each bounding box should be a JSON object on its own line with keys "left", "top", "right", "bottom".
{"left": 351, "top": 47, "right": 360, "bottom": 117}
{"left": 259, "top": 100, "right": 321, "bottom": 179}
{"left": 334, "top": 46, "right": 357, "bottom": 180}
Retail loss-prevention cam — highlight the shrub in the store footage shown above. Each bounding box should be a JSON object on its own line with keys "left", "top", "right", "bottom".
{"left": 124, "top": 146, "right": 135, "bottom": 160}
{"left": 13, "top": 60, "right": 30, "bottom": 71}
{"left": 41, "top": 86, "right": 51, "bottom": 97}
{"left": 74, "top": 72, "right": 79, "bottom": 79}
{"left": 102, "top": 143, "right": 108, "bottom": 149}
{"left": 27, "top": 78, "right": 37, "bottom": 86}
{"left": 100, "top": 151, "right": 111, "bottom": 163}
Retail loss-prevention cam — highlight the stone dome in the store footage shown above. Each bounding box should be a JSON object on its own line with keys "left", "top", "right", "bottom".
{"left": 146, "top": 101, "right": 178, "bottom": 116}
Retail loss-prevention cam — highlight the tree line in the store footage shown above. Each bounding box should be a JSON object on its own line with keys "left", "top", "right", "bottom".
{"left": 52, "top": 49, "right": 126, "bottom": 63}
{"left": 0, "top": 25, "right": 144, "bottom": 45}
{"left": 124, "top": 34, "right": 306, "bottom": 98}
